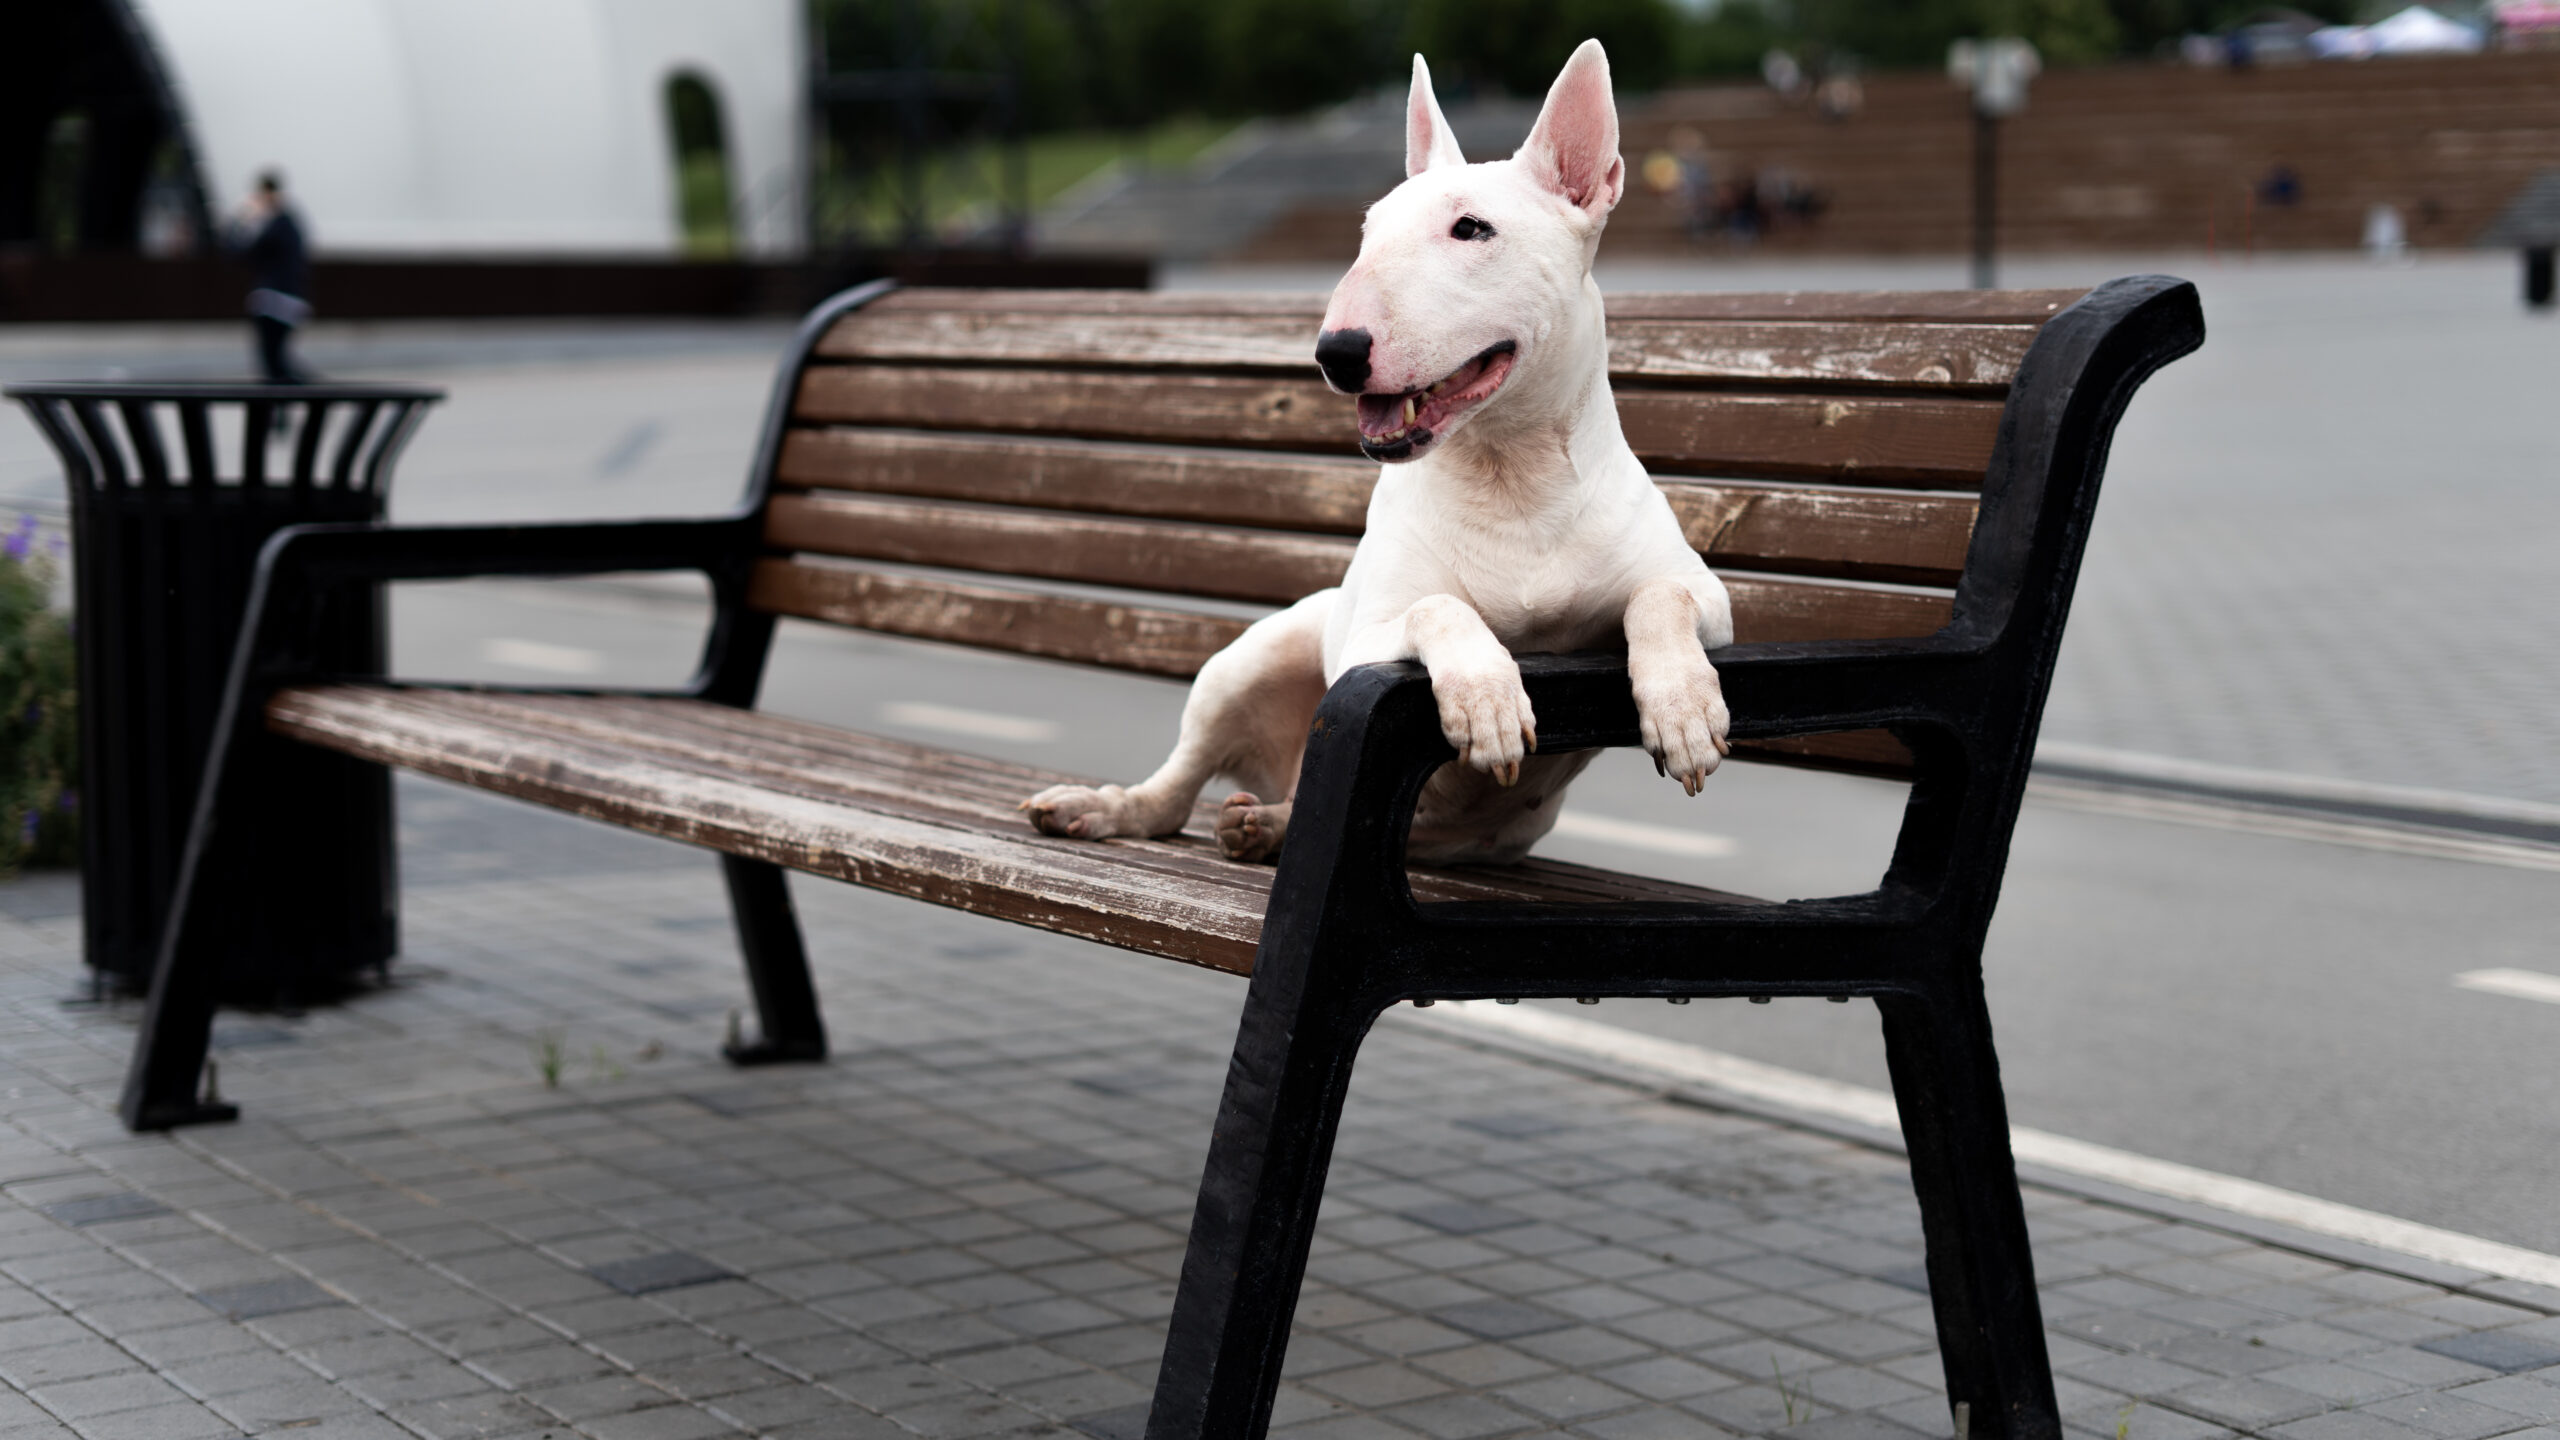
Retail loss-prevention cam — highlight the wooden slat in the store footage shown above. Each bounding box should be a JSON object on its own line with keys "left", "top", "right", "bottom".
{"left": 820, "top": 303, "right": 2035, "bottom": 390}
{"left": 1723, "top": 576, "right": 1951, "bottom": 644}
{"left": 793, "top": 366, "right": 2004, "bottom": 487}
{"left": 1602, "top": 319, "right": 2029, "bottom": 389}
{"left": 750, "top": 558, "right": 1945, "bottom": 673}
{"left": 264, "top": 685, "right": 1770, "bottom": 976}
{"left": 747, "top": 558, "right": 1250, "bottom": 677}
{"left": 776, "top": 428, "right": 1378, "bottom": 533}
{"left": 765, "top": 492, "right": 1355, "bottom": 605}
{"left": 1659, "top": 480, "right": 1972, "bottom": 586}
{"left": 776, "top": 429, "right": 1977, "bottom": 584}
{"left": 843, "top": 286, "right": 2084, "bottom": 323}
{"left": 1732, "top": 730, "right": 1915, "bottom": 776}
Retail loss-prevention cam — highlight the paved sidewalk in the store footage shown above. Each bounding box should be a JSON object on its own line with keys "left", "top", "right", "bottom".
{"left": 0, "top": 787, "right": 2556, "bottom": 1440}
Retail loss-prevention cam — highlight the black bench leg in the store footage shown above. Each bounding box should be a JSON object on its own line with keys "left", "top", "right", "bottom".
{"left": 1879, "top": 987, "right": 2059, "bottom": 1440}
{"left": 1145, "top": 956, "right": 1375, "bottom": 1440}
{"left": 118, "top": 915, "right": 237, "bottom": 1131}
{"left": 118, "top": 770, "right": 241, "bottom": 1131}
{"left": 719, "top": 855, "right": 826, "bottom": 1065}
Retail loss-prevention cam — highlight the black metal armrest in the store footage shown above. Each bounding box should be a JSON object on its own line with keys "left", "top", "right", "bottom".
{"left": 1303, "top": 639, "right": 1983, "bottom": 790}
{"left": 1262, "top": 641, "right": 1995, "bottom": 982}
{"left": 251, "top": 515, "right": 757, "bottom": 591}
{"left": 230, "top": 514, "right": 764, "bottom": 707}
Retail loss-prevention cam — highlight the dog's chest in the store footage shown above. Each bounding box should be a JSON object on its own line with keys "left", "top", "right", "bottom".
{"left": 1454, "top": 545, "right": 1619, "bottom": 650}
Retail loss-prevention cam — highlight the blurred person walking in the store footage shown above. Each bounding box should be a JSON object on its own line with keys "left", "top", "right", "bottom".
{"left": 227, "top": 171, "right": 311, "bottom": 383}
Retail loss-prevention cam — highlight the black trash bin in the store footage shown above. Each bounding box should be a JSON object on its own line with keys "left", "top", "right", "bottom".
{"left": 3, "top": 382, "right": 442, "bottom": 1003}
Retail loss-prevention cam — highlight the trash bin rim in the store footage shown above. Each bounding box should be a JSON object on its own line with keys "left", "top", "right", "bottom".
{"left": 4, "top": 381, "right": 445, "bottom": 403}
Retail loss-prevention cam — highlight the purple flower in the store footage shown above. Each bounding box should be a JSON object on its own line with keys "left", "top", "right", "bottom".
{"left": 20, "top": 810, "right": 36, "bottom": 844}
{"left": 57, "top": 791, "right": 76, "bottom": 813}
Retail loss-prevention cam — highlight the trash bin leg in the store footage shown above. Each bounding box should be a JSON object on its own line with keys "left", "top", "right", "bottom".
{"left": 2527, "top": 247, "right": 2555, "bottom": 310}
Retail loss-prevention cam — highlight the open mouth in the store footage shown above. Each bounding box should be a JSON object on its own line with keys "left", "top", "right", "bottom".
{"left": 1355, "top": 341, "right": 1517, "bottom": 461}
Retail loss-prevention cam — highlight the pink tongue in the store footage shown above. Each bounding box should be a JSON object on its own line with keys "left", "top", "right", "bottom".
{"left": 1357, "top": 393, "right": 1407, "bottom": 436}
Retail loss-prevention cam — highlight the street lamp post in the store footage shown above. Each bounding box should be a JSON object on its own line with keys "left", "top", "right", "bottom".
{"left": 1947, "top": 37, "right": 2039, "bottom": 290}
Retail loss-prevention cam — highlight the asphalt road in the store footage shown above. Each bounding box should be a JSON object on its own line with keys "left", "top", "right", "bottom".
{"left": 3, "top": 252, "right": 2556, "bottom": 1255}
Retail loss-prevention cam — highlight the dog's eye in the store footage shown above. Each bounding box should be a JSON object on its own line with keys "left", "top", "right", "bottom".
{"left": 1450, "top": 215, "right": 1493, "bottom": 241}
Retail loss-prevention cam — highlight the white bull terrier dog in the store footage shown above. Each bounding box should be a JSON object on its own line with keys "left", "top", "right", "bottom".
{"left": 1023, "top": 39, "right": 1733, "bottom": 866}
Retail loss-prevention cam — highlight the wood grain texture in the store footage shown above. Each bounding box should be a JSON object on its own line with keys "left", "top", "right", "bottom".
{"left": 832, "top": 286, "right": 2082, "bottom": 324}
{"left": 751, "top": 534, "right": 1946, "bottom": 648}
{"left": 775, "top": 428, "right": 1378, "bottom": 533}
{"left": 265, "top": 685, "right": 1766, "bottom": 975}
{"left": 764, "top": 492, "right": 1355, "bottom": 605}
{"left": 747, "top": 558, "right": 1250, "bottom": 677}
{"left": 818, "top": 303, "right": 2035, "bottom": 390}
{"left": 746, "top": 556, "right": 1941, "bottom": 777}
{"left": 1731, "top": 729, "right": 1915, "bottom": 776}
{"left": 774, "top": 429, "right": 1976, "bottom": 584}
{"left": 792, "top": 366, "right": 2004, "bottom": 487}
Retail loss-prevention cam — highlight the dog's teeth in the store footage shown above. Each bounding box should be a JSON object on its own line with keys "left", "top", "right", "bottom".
{"left": 1402, "top": 396, "right": 1417, "bottom": 423}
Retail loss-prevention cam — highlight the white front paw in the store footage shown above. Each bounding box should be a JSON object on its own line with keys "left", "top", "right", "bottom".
{"left": 1432, "top": 658, "right": 1537, "bottom": 786}
{"left": 1632, "top": 654, "right": 1731, "bottom": 796}
{"left": 1022, "top": 783, "right": 1132, "bottom": 839}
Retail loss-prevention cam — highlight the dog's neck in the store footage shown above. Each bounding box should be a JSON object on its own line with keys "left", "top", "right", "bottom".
{"left": 1415, "top": 274, "right": 1623, "bottom": 529}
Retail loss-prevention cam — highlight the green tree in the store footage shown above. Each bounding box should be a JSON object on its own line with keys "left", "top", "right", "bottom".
{"left": 1405, "top": 0, "right": 1682, "bottom": 97}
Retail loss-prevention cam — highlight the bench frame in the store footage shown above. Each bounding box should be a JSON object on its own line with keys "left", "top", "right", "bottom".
{"left": 123, "top": 275, "right": 2201, "bottom": 1440}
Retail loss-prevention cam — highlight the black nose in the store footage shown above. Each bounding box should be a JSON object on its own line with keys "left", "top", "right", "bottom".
{"left": 1315, "top": 328, "right": 1372, "bottom": 391}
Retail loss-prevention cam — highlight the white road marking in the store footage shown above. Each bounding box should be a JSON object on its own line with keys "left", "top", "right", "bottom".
{"left": 1417, "top": 1001, "right": 2560, "bottom": 1289}
{"left": 2025, "top": 777, "right": 2560, "bottom": 873}
{"left": 2454, "top": 968, "right": 2560, "bottom": 1006}
{"left": 880, "top": 701, "right": 1061, "bottom": 745}
{"left": 1550, "top": 812, "right": 1739, "bottom": 859}
{"left": 2036, "top": 741, "right": 2560, "bottom": 832}
{"left": 480, "top": 637, "right": 604, "bottom": 676}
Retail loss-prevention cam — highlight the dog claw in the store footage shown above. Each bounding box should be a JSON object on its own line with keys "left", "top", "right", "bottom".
{"left": 1713, "top": 734, "right": 1732, "bottom": 757}
{"left": 1653, "top": 753, "right": 1667, "bottom": 778}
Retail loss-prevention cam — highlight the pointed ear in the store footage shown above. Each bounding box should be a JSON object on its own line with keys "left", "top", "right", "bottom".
{"left": 1406, "top": 55, "right": 1466, "bottom": 177}
{"left": 1518, "top": 39, "right": 1623, "bottom": 217}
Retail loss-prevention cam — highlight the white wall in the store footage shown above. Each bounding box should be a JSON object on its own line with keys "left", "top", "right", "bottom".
{"left": 130, "top": 0, "right": 805, "bottom": 256}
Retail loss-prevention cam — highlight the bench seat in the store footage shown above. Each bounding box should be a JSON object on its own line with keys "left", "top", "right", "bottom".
{"left": 268, "top": 684, "right": 1760, "bottom": 976}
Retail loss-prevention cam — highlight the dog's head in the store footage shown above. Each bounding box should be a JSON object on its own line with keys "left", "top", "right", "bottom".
{"left": 1317, "top": 40, "right": 1624, "bottom": 463}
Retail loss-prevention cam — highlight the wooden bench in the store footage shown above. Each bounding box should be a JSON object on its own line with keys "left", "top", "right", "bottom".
{"left": 124, "top": 277, "right": 2201, "bottom": 1440}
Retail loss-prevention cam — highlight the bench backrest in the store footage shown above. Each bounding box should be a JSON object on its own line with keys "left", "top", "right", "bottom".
{"left": 743, "top": 286, "right": 2090, "bottom": 776}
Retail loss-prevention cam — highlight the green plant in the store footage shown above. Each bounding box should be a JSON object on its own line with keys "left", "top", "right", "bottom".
{"left": 1772, "top": 1356, "right": 1803, "bottom": 1426}
{"left": 534, "top": 1029, "right": 566, "bottom": 1088}
{"left": 2116, "top": 1401, "right": 2138, "bottom": 1440}
{"left": 0, "top": 515, "right": 77, "bottom": 876}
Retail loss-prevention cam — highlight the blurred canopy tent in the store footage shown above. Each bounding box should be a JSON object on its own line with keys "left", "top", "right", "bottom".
{"left": 6, "top": 0, "right": 806, "bottom": 258}
{"left": 2309, "top": 6, "right": 2486, "bottom": 58}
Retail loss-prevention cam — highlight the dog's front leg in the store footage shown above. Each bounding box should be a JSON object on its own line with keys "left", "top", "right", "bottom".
{"left": 1342, "top": 594, "right": 1537, "bottom": 786}
{"left": 1625, "top": 575, "right": 1732, "bottom": 795}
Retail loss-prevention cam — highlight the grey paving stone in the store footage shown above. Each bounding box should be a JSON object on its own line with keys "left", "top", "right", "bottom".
{"left": 2159, "top": 1375, "right": 2327, "bottom": 1428}
{"left": 2366, "top": 1390, "right": 2556, "bottom": 1440}
{"left": 2423, "top": 1332, "right": 2560, "bottom": 1377}
{"left": 1433, "top": 1300, "right": 1576, "bottom": 1341}
{"left": 40, "top": 1193, "right": 172, "bottom": 1228}
{"left": 1070, "top": 1401, "right": 1152, "bottom": 1439}
{"left": 2445, "top": 1375, "right": 2560, "bottom": 1425}
{"left": 2266, "top": 1411, "right": 2433, "bottom": 1440}
{"left": 588, "top": 1250, "right": 740, "bottom": 1297}
{"left": 191, "top": 1278, "right": 337, "bottom": 1321}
